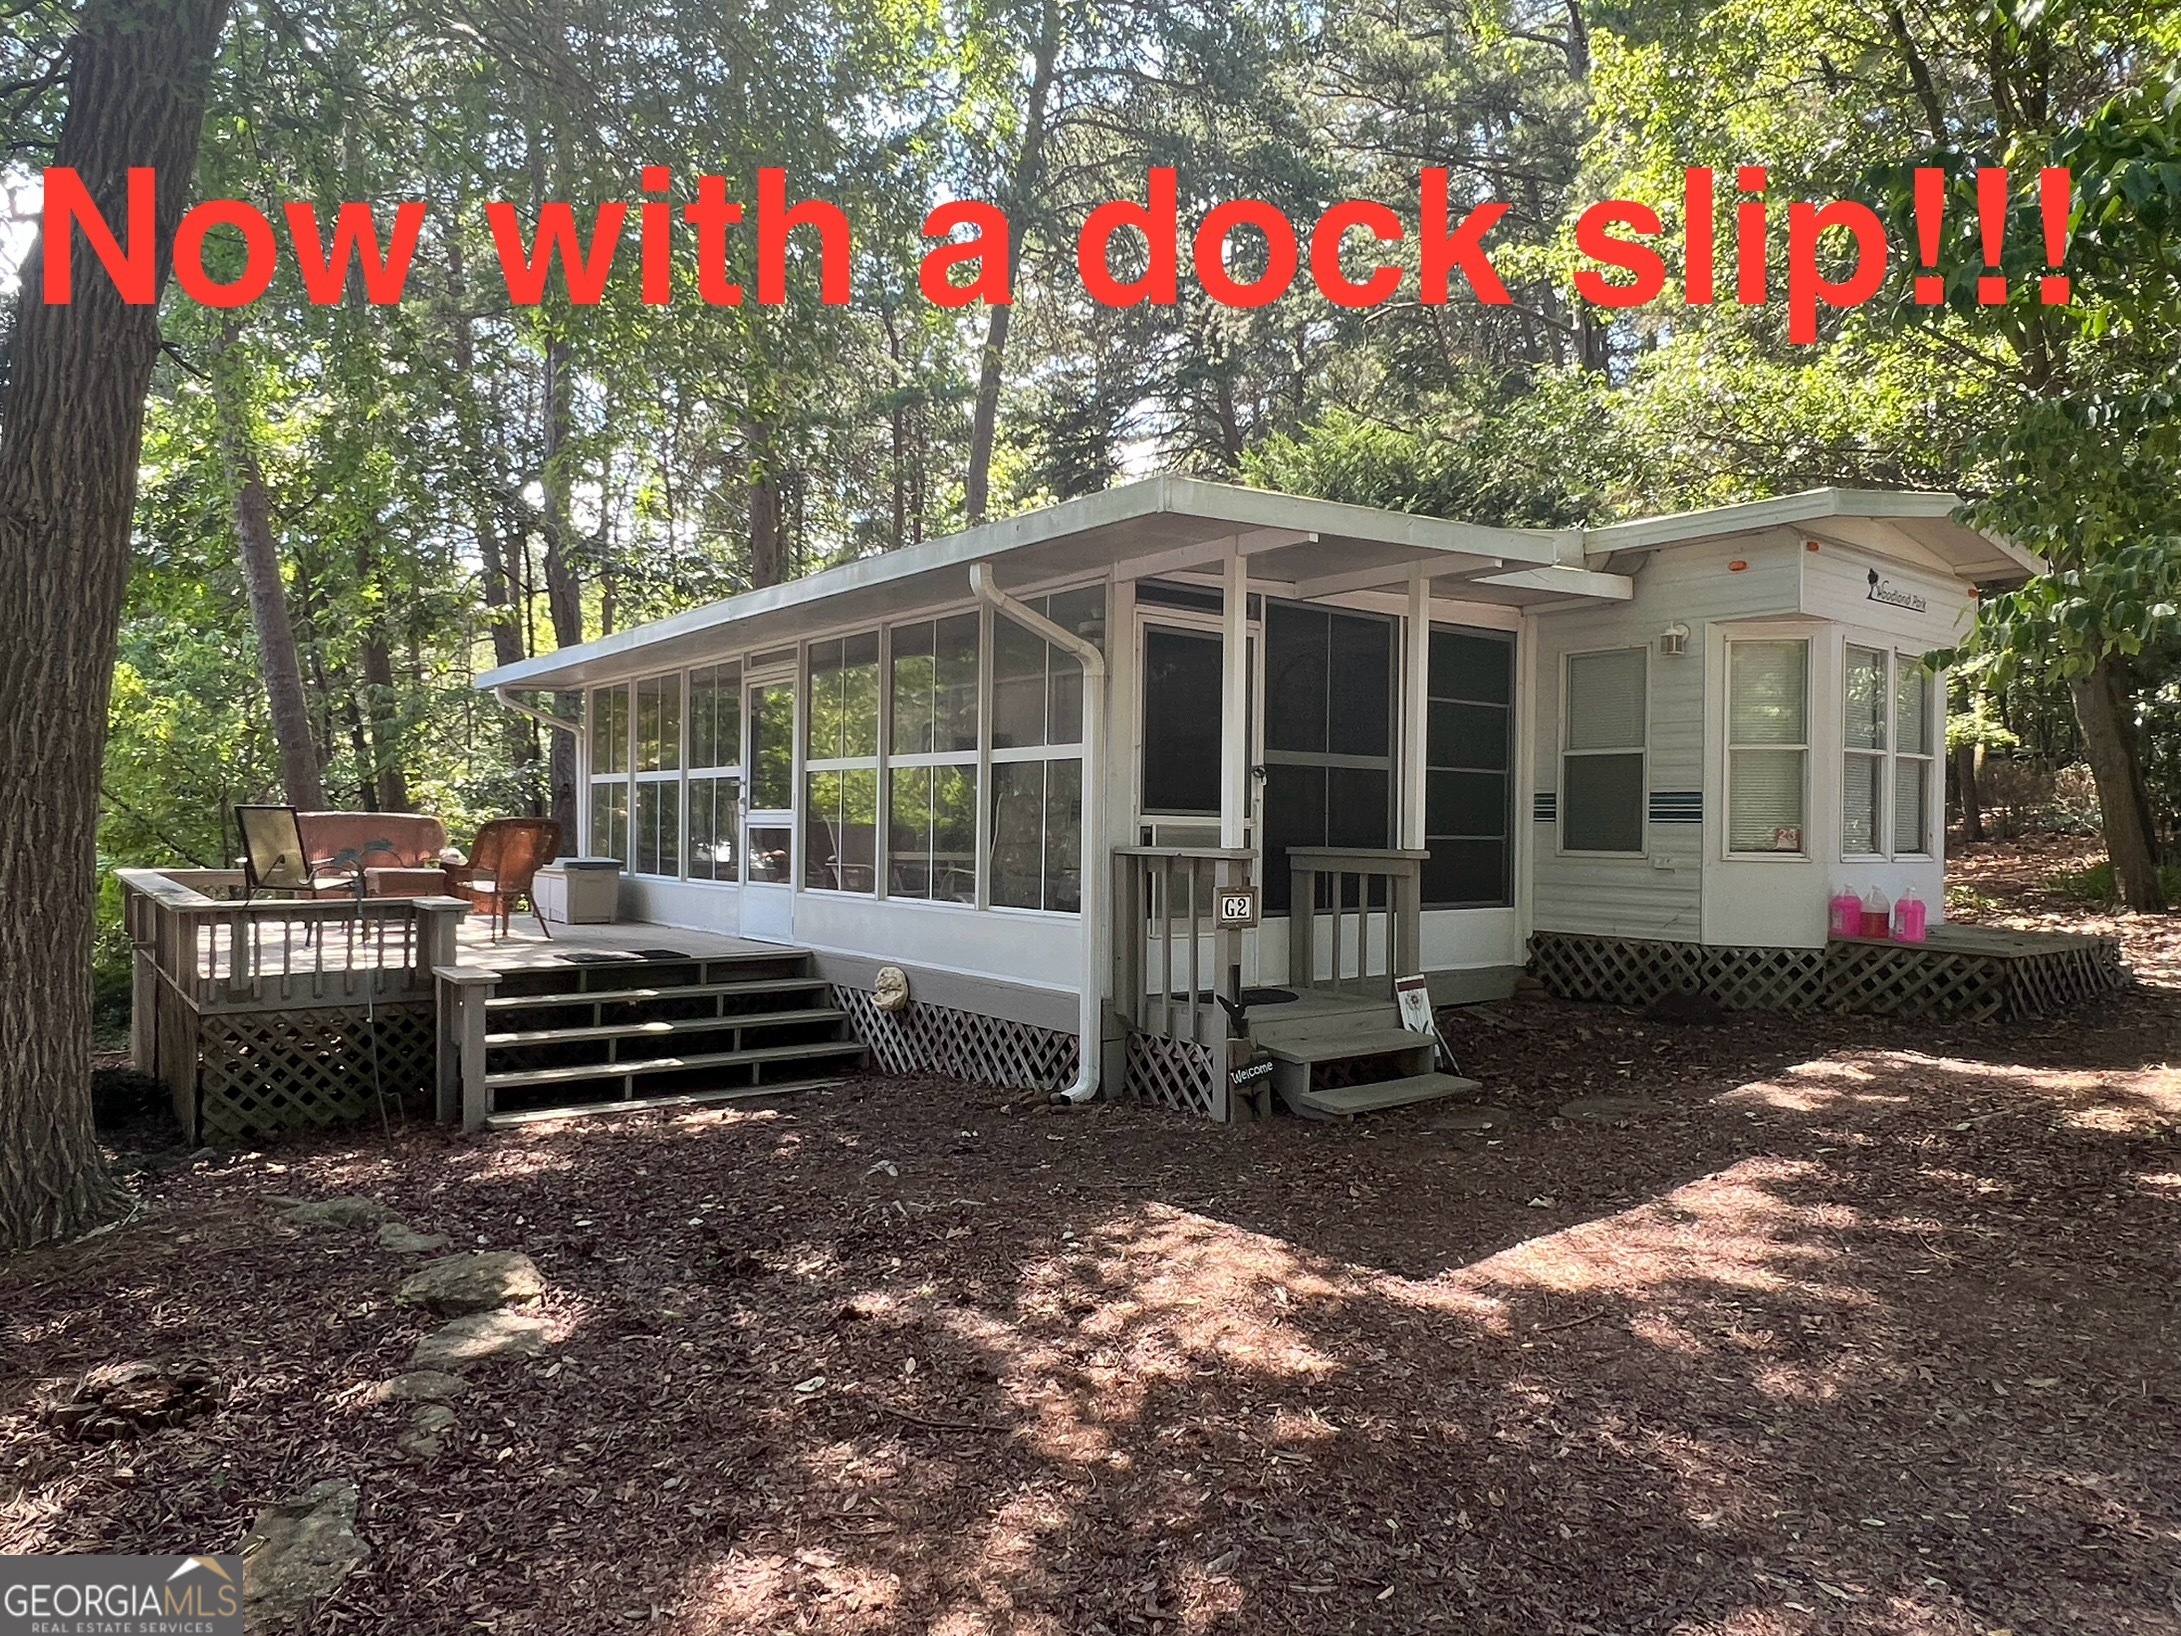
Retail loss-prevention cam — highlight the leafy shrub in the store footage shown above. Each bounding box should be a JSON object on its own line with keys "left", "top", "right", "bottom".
{"left": 2051, "top": 857, "right": 2181, "bottom": 905}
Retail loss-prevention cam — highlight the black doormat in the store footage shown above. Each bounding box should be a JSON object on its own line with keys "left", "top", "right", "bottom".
{"left": 555, "top": 947, "right": 693, "bottom": 964}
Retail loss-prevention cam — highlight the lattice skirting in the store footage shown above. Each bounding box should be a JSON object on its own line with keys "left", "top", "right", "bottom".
{"left": 1530, "top": 931, "right": 2126, "bottom": 1022}
{"left": 833, "top": 987, "right": 1079, "bottom": 1092}
{"left": 1121, "top": 1030, "right": 1223, "bottom": 1121}
{"left": 194, "top": 1004, "right": 435, "bottom": 1145}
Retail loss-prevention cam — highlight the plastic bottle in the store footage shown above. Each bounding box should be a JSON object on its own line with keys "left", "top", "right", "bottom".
{"left": 1892, "top": 886, "right": 1927, "bottom": 943}
{"left": 1828, "top": 888, "right": 1863, "bottom": 939}
{"left": 1860, "top": 886, "right": 1892, "bottom": 939}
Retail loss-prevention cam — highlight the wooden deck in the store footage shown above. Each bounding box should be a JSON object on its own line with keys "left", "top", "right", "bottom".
{"left": 451, "top": 916, "right": 788, "bottom": 974}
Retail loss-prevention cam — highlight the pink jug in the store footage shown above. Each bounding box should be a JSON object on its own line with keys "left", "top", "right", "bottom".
{"left": 1892, "top": 887, "right": 1927, "bottom": 943}
{"left": 1828, "top": 889, "right": 1863, "bottom": 939}
{"left": 1860, "top": 887, "right": 1891, "bottom": 939}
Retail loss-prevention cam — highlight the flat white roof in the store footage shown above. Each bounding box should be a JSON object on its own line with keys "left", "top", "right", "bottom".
{"left": 478, "top": 477, "right": 2030, "bottom": 693}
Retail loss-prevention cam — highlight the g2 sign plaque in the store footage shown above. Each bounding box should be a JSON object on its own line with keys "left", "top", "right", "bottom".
{"left": 1215, "top": 887, "right": 1259, "bottom": 928}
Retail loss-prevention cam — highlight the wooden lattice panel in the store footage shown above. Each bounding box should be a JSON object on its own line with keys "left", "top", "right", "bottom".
{"left": 195, "top": 1004, "right": 434, "bottom": 1145}
{"left": 1122, "top": 1030, "right": 1223, "bottom": 1121}
{"left": 1533, "top": 930, "right": 2126, "bottom": 1022}
{"left": 833, "top": 987, "right": 1078, "bottom": 1092}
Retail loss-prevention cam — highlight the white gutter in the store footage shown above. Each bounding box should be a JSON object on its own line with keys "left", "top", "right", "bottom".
{"left": 492, "top": 685, "right": 581, "bottom": 736}
{"left": 970, "top": 561, "right": 1106, "bottom": 1106}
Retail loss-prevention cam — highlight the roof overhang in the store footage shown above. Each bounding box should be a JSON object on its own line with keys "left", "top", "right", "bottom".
{"left": 1579, "top": 489, "right": 2044, "bottom": 585}
{"left": 477, "top": 475, "right": 1616, "bottom": 693}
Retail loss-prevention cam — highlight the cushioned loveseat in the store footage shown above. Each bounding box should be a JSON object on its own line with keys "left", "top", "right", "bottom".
{"left": 293, "top": 811, "right": 451, "bottom": 898}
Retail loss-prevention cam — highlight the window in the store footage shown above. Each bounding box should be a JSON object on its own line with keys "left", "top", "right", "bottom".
{"left": 748, "top": 680, "right": 795, "bottom": 813}
{"left": 1423, "top": 627, "right": 1513, "bottom": 907}
{"left": 1843, "top": 645, "right": 1934, "bottom": 857}
{"left": 587, "top": 683, "right": 630, "bottom": 863}
{"left": 1140, "top": 627, "right": 1223, "bottom": 816}
{"left": 1261, "top": 603, "right": 1394, "bottom": 913}
{"left": 1561, "top": 648, "right": 1646, "bottom": 853}
{"left": 631, "top": 673, "right": 682, "bottom": 876}
{"left": 1725, "top": 639, "right": 1808, "bottom": 853}
{"left": 687, "top": 663, "right": 741, "bottom": 882}
{"left": 804, "top": 635, "right": 879, "bottom": 892}
{"left": 1843, "top": 644, "right": 1887, "bottom": 854}
{"left": 889, "top": 615, "right": 979, "bottom": 903}
{"left": 988, "top": 586, "right": 1103, "bottom": 912}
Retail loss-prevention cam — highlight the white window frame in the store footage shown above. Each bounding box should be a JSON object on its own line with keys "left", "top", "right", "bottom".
{"left": 585, "top": 681, "right": 632, "bottom": 866}
{"left": 986, "top": 583, "right": 1103, "bottom": 917}
{"left": 685, "top": 661, "right": 743, "bottom": 885}
{"left": 627, "top": 672, "right": 684, "bottom": 879}
{"left": 1557, "top": 645, "right": 1648, "bottom": 858}
{"left": 1722, "top": 636, "right": 1811, "bottom": 860}
{"left": 882, "top": 610, "right": 984, "bottom": 909}
{"left": 1840, "top": 640, "right": 1937, "bottom": 861}
{"left": 802, "top": 632, "right": 882, "bottom": 896}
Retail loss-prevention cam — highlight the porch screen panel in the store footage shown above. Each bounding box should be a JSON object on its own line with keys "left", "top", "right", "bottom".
{"left": 587, "top": 683, "right": 631, "bottom": 864}
{"left": 632, "top": 674, "right": 681, "bottom": 876}
{"left": 805, "top": 635, "right": 880, "bottom": 892}
{"left": 1423, "top": 627, "right": 1513, "bottom": 908}
{"left": 986, "top": 587, "right": 1102, "bottom": 913}
{"left": 1140, "top": 627, "right": 1223, "bottom": 815}
{"left": 1726, "top": 639, "right": 1808, "bottom": 853}
{"left": 1561, "top": 648, "right": 1646, "bottom": 854}
{"left": 687, "top": 662, "right": 742, "bottom": 881}
{"left": 1262, "top": 604, "right": 1394, "bottom": 913}
{"left": 889, "top": 614, "right": 979, "bottom": 902}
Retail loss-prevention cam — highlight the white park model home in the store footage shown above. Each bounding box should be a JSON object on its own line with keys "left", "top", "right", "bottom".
{"left": 476, "top": 476, "right": 2054, "bottom": 1119}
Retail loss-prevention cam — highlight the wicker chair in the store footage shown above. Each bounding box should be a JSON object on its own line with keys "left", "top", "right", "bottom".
{"left": 446, "top": 818, "right": 563, "bottom": 941}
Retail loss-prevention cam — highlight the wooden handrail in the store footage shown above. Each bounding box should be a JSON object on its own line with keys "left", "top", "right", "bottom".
{"left": 1287, "top": 848, "right": 1424, "bottom": 1001}
{"left": 1112, "top": 846, "right": 1254, "bottom": 1046}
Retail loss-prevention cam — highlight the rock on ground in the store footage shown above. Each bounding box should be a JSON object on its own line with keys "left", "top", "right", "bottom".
{"left": 239, "top": 1478, "right": 369, "bottom": 1631}
{"left": 372, "top": 1370, "right": 468, "bottom": 1404}
{"left": 273, "top": 1197, "right": 390, "bottom": 1229}
{"left": 376, "top": 1221, "right": 450, "bottom": 1256}
{"left": 396, "top": 1250, "right": 544, "bottom": 1316}
{"left": 398, "top": 1403, "right": 459, "bottom": 1460}
{"left": 410, "top": 1310, "right": 552, "bottom": 1371}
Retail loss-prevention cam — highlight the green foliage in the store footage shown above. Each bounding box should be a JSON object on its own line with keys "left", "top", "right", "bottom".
{"left": 2051, "top": 856, "right": 2181, "bottom": 904}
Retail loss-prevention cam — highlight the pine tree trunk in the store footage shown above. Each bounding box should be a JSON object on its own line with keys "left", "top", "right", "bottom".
{"left": 540, "top": 337, "right": 583, "bottom": 839}
{"left": 964, "top": 0, "right": 1060, "bottom": 525}
{"left": 2071, "top": 656, "right": 2166, "bottom": 912}
{"left": 0, "top": 0, "right": 231, "bottom": 1252}
{"left": 1953, "top": 740, "right": 1984, "bottom": 843}
{"left": 212, "top": 352, "right": 325, "bottom": 809}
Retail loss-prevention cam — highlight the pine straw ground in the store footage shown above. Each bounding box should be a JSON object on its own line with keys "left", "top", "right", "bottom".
{"left": 6, "top": 863, "right": 2181, "bottom": 1635}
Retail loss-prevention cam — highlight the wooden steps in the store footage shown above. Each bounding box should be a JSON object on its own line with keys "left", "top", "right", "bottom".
{"left": 1281, "top": 1072, "right": 1481, "bottom": 1120}
{"left": 464, "top": 947, "right": 865, "bottom": 1123}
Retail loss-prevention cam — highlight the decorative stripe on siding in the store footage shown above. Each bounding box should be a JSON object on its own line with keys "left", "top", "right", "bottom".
{"left": 1648, "top": 790, "right": 1703, "bottom": 825}
{"left": 1532, "top": 792, "right": 1557, "bottom": 823}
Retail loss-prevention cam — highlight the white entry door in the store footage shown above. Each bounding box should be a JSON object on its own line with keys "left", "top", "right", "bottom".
{"left": 740, "top": 676, "right": 797, "bottom": 942}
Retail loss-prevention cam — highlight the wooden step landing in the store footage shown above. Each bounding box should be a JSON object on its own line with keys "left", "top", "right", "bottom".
{"left": 1262, "top": 1026, "right": 1436, "bottom": 1066}
{"left": 1280, "top": 1072, "right": 1479, "bottom": 1121}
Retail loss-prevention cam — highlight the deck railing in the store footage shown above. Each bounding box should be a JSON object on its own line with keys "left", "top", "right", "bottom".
{"left": 117, "top": 867, "right": 467, "bottom": 1141}
{"left": 1285, "top": 847, "right": 1426, "bottom": 1001}
{"left": 1111, "top": 846, "right": 1255, "bottom": 1045}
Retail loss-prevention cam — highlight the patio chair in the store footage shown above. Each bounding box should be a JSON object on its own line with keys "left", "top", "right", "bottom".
{"left": 235, "top": 804, "right": 365, "bottom": 903}
{"left": 446, "top": 817, "right": 563, "bottom": 941}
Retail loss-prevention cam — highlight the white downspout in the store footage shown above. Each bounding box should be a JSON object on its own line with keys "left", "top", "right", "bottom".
{"left": 971, "top": 561, "right": 1106, "bottom": 1105}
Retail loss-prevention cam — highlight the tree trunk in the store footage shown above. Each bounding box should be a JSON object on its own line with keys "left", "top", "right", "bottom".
{"left": 357, "top": 621, "right": 409, "bottom": 811}
{"left": 211, "top": 349, "right": 324, "bottom": 808}
{"left": 540, "top": 336, "right": 583, "bottom": 839}
{"left": 1953, "top": 740, "right": 1984, "bottom": 843}
{"left": 964, "top": 0, "right": 1061, "bottom": 525}
{"left": 746, "top": 415, "right": 788, "bottom": 588}
{"left": 2070, "top": 656, "right": 2166, "bottom": 912}
{"left": 0, "top": 0, "right": 231, "bottom": 1252}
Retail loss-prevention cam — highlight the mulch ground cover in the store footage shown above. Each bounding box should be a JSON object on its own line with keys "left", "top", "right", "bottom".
{"left": 6, "top": 845, "right": 2180, "bottom": 1634}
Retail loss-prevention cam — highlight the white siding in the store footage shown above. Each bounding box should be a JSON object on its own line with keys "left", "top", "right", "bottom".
{"left": 1529, "top": 530, "right": 1803, "bottom": 941}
